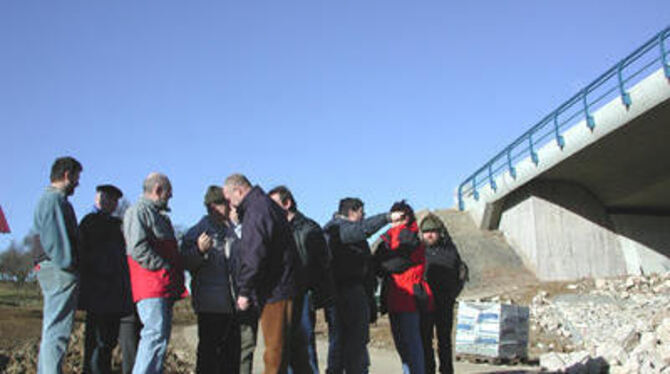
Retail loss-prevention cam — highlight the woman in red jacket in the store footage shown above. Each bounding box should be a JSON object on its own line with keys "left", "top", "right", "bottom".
{"left": 377, "top": 201, "right": 434, "bottom": 374}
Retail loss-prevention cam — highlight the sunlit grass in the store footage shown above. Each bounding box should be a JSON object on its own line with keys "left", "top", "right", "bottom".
{"left": 0, "top": 281, "right": 42, "bottom": 307}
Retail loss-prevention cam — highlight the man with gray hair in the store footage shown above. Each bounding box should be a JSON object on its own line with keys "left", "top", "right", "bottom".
{"left": 123, "top": 173, "right": 187, "bottom": 374}
{"left": 223, "top": 173, "right": 298, "bottom": 374}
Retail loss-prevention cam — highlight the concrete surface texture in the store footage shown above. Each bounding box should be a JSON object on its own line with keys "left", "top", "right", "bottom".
{"left": 610, "top": 214, "right": 670, "bottom": 274}
{"left": 497, "top": 179, "right": 670, "bottom": 280}
{"left": 498, "top": 181, "right": 628, "bottom": 281}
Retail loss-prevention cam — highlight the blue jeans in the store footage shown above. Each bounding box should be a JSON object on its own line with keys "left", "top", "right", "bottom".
{"left": 288, "top": 291, "right": 319, "bottom": 374}
{"left": 36, "top": 262, "right": 79, "bottom": 374}
{"left": 390, "top": 312, "right": 426, "bottom": 374}
{"left": 133, "top": 298, "right": 174, "bottom": 374}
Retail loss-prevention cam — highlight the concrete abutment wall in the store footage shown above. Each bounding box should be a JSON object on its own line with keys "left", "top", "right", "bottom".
{"left": 496, "top": 180, "right": 670, "bottom": 280}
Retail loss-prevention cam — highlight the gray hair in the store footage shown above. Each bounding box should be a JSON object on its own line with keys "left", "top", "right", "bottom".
{"left": 224, "top": 173, "right": 251, "bottom": 189}
{"left": 143, "top": 172, "right": 170, "bottom": 193}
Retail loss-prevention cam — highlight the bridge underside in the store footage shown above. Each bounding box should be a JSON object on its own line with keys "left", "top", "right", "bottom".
{"left": 463, "top": 70, "right": 670, "bottom": 281}
{"left": 541, "top": 96, "right": 670, "bottom": 214}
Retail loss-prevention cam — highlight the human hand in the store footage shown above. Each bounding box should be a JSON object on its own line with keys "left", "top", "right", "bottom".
{"left": 390, "top": 211, "right": 406, "bottom": 227}
{"left": 197, "top": 232, "right": 213, "bottom": 253}
{"left": 237, "top": 296, "right": 250, "bottom": 311}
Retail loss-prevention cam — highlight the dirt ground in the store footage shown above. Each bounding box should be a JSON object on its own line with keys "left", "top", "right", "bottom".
{"left": 0, "top": 280, "right": 554, "bottom": 373}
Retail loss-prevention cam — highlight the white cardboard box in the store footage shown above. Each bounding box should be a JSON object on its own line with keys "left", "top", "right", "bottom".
{"left": 454, "top": 301, "right": 529, "bottom": 359}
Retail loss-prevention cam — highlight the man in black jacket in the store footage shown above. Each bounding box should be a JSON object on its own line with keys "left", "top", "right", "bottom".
{"left": 269, "top": 185, "right": 335, "bottom": 374}
{"left": 419, "top": 213, "right": 468, "bottom": 374}
{"left": 323, "top": 198, "right": 401, "bottom": 374}
{"left": 79, "top": 184, "right": 134, "bottom": 374}
{"left": 223, "top": 174, "right": 298, "bottom": 374}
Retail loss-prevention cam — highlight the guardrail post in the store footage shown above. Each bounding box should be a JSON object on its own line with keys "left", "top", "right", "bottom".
{"left": 507, "top": 149, "right": 516, "bottom": 179}
{"left": 472, "top": 177, "right": 479, "bottom": 201}
{"left": 553, "top": 113, "right": 566, "bottom": 149}
{"left": 583, "top": 88, "right": 595, "bottom": 130}
{"left": 529, "top": 133, "right": 539, "bottom": 166}
{"left": 458, "top": 184, "right": 465, "bottom": 211}
{"left": 488, "top": 163, "right": 497, "bottom": 192}
{"left": 661, "top": 29, "right": 670, "bottom": 80}
{"left": 617, "top": 61, "right": 632, "bottom": 108}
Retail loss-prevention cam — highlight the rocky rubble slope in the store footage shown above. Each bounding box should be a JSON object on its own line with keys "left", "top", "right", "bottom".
{"left": 532, "top": 272, "right": 670, "bottom": 373}
{"left": 0, "top": 324, "right": 192, "bottom": 374}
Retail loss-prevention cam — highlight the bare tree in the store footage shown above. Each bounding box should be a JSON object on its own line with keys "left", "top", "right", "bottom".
{"left": 0, "top": 241, "right": 33, "bottom": 287}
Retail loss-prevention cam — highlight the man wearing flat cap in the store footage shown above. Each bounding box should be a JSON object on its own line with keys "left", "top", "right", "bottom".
{"left": 79, "top": 184, "right": 135, "bottom": 374}
{"left": 181, "top": 185, "right": 240, "bottom": 373}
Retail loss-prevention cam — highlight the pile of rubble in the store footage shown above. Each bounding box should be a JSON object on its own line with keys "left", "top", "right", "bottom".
{"left": 0, "top": 324, "right": 192, "bottom": 374}
{"left": 531, "top": 272, "right": 670, "bottom": 373}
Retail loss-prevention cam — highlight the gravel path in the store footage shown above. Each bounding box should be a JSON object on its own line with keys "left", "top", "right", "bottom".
{"left": 173, "top": 324, "right": 541, "bottom": 373}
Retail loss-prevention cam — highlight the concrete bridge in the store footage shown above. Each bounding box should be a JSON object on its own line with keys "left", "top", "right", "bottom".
{"left": 458, "top": 26, "right": 670, "bottom": 281}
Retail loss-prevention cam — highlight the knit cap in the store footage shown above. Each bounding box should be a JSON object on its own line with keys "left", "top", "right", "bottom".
{"left": 419, "top": 213, "right": 445, "bottom": 232}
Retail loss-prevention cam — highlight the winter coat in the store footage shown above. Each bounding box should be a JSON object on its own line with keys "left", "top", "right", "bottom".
{"left": 290, "top": 211, "right": 335, "bottom": 309}
{"left": 181, "top": 215, "right": 236, "bottom": 314}
{"left": 323, "top": 213, "right": 389, "bottom": 287}
{"left": 78, "top": 209, "right": 133, "bottom": 315}
{"left": 378, "top": 222, "right": 434, "bottom": 314}
{"left": 123, "top": 197, "right": 187, "bottom": 302}
{"left": 425, "top": 240, "right": 467, "bottom": 300}
{"left": 236, "top": 186, "right": 298, "bottom": 307}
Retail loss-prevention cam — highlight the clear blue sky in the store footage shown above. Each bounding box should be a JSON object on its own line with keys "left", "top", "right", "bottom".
{"left": 1, "top": 1, "right": 668, "bottom": 249}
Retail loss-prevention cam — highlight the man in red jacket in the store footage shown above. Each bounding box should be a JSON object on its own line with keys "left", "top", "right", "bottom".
{"left": 123, "top": 172, "right": 186, "bottom": 374}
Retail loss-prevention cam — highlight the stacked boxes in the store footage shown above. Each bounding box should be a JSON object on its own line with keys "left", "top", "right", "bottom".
{"left": 455, "top": 301, "right": 529, "bottom": 359}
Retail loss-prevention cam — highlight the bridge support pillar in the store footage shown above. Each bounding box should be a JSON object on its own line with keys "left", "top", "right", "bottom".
{"left": 497, "top": 180, "right": 628, "bottom": 281}
{"left": 610, "top": 213, "right": 670, "bottom": 275}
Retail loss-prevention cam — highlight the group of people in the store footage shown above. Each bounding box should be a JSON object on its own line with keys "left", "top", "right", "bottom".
{"left": 32, "top": 155, "right": 468, "bottom": 374}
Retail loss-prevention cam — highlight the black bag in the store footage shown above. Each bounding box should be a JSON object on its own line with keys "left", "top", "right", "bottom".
{"left": 413, "top": 282, "right": 430, "bottom": 313}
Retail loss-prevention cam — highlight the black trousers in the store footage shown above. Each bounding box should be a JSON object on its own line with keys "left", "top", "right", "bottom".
{"left": 196, "top": 312, "right": 241, "bottom": 374}
{"left": 84, "top": 312, "right": 140, "bottom": 374}
{"left": 423, "top": 296, "right": 456, "bottom": 374}
{"left": 118, "top": 312, "right": 141, "bottom": 374}
{"left": 83, "top": 313, "right": 121, "bottom": 374}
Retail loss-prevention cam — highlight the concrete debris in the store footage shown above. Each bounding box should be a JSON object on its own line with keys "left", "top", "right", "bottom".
{"left": 532, "top": 271, "right": 670, "bottom": 373}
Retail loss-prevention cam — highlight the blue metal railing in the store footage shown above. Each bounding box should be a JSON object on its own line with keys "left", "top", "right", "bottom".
{"left": 458, "top": 26, "right": 670, "bottom": 211}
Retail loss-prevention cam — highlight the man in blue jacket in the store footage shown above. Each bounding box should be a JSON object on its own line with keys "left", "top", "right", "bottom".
{"left": 323, "top": 198, "right": 399, "bottom": 374}
{"left": 33, "top": 156, "right": 83, "bottom": 374}
{"left": 223, "top": 173, "right": 298, "bottom": 374}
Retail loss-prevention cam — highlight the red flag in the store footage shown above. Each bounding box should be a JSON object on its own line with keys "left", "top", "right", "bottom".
{"left": 0, "top": 205, "right": 10, "bottom": 233}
